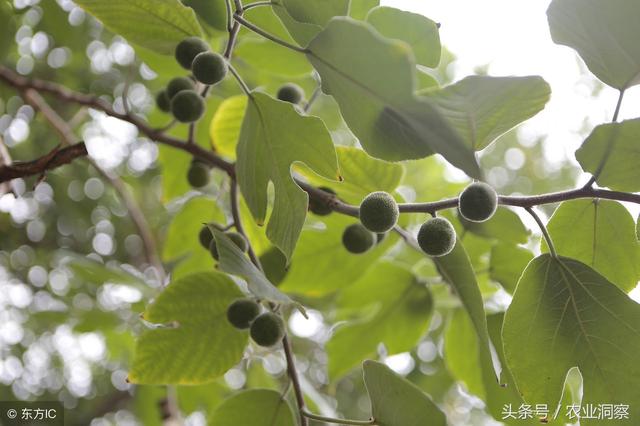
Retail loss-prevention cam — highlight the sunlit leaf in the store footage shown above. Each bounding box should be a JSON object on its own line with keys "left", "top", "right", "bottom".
{"left": 209, "top": 389, "right": 296, "bottom": 426}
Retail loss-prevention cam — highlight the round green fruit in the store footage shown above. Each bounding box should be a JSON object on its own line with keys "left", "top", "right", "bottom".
{"left": 359, "top": 191, "right": 399, "bottom": 233}
{"left": 199, "top": 225, "right": 214, "bottom": 249}
{"left": 192, "top": 52, "right": 228, "bottom": 85}
{"left": 175, "top": 37, "right": 210, "bottom": 69}
{"left": 458, "top": 182, "right": 498, "bottom": 222}
{"left": 209, "top": 231, "right": 248, "bottom": 260}
{"left": 166, "top": 76, "right": 195, "bottom": 99}
{"left": 308, "top": 186, "right": 336, "bottom": 216}
{"left": 156, "top": 90, "right": 171, "bottom": 113}
{"left": 227, "top": 299, "right": 261, "bottom": 329}
{"left": 342, "top": 223, "right": 375, "bottom": 254}
{"left": 171, "top": 90, "right": 205, "bottom": 123}
{"left": 250, "top": 312, "right": 285, "bottom": 347}
{"left": 417, "top": 217, "right": 456, "bottom": 257}
{"left": 187, "top": 161, "right": 210, "bottom": 188}
{"left": 277, "top": 83, "right": 304, "bottom": 104}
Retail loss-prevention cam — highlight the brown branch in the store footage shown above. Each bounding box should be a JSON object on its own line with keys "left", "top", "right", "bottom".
{"left": 0, "top": 135, "right": 14, "bottom": 195}
{"left": 0, "top": 142, "right": 87, "bottom": 183}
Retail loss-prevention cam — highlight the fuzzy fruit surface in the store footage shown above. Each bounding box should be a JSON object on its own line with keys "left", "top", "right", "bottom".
{"left": 458, "top": 182, "right": 498, "bottom": 222}
{"left": 342, "top": 223, "right": 375, "bottom": 254}
{"left": 175, "top": 37, "right": 210, "bottom": 69}
{"left": 209, "top": 232, "right": 248, "bottom": 260}
{"left": 156, "top": 90, "right": 171, "bottom": 113}
{"left": 166, "top": 77, "right": 195, "bottom": 99}
{"left": 250, "top": 312, "right": 285, "bottom": 347}
{"left": 227, "top": 299, "right": 261, "bottom": 330}
{"left": 187, "top": 161, "right": 210, "bottom": 188}
{"left": 417, "top": 217, "right": 456, "bottom": 257}
{"left": 359, "top": 191, "right": 399, "bottom": 233}
{"left": 277, "top": 83, "right": 304, "bottom": 104}
{"left": 192, "top": 52, "right": 228, "bottom": 85}
{"left": 308, "top": 186, "right": 336, "bottom": 216}
{"left": 171, "top": 90, "right": 205, "bottom": 123}
{"left": 199, "top": 225, "right": 214, "bottom": 249}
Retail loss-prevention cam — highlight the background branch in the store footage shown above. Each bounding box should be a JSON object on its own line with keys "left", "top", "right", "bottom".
{"left": 0, "top": 142, "right": 87, "bottom": 183}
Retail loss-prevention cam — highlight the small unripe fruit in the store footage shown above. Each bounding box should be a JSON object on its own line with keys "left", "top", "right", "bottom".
{"left": 199, "top": 225, "right": 214, "bottom": 249}
{"left": 209, "top": 231, "right": 248, "bottom": 260}
{"left": 359, "top": 191, "right": 399, "bottom": 233}
{"left": 187, "top": 161, "right": 210, "bottom": 188}
{"left": 192, "top": 52, "right": 228, "bottom": 85}
{"left": 458, "top": 182, "right": 498, "bottom": 222}
{"left": 308, "top": 186, "right": 336, "bottom": 216}
{"left": 166, "top": 76, "right": 195, "bottom": 99}
{"left": 156, "top": 90, "right": 171, "bottom": 113}
{"left": 171, "top": 90, "right": 205, "bottom": 123}
{"left": 417, "top": 217, "right": 456, "bottom": 257}
{"left": 277, "top": 83, "right": 304, "bottom": 104}
{"left": 175, "top": 37, "right": 210, "bottom": 69}
{"left": 342, "top": 223, "right": 375, "bottom": 254}
{"left": 250, "top": 312, "right": 285, "bottom": 347}
{"left": 227, "top": 299, "right": 261, "bottom": 329}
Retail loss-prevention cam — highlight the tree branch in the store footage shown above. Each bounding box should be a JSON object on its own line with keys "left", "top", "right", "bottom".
{"left": 0, "top": 142, "right": 87, "bottom": 183}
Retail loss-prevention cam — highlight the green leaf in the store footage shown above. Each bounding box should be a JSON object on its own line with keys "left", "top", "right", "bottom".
{"left": 163, "top": 197, "right": 225, "bottom": 279}
{"left": 182, "top": 0, "right": 227, "bottom": 32}
{"left": 281, "top": 0, "right": 348, "bottom": 26}
{"left": 433, "top": 241, "right": 497, "bottom": 382}
{"left": 236, "top": 92, "right": 339, "bottom": 260}
{"left": 271, "top": 4, "right": 321, "bottom": 47}
{"left": 575, "top": 118, "right": 640, "bottom": 192}
{"left": 424, "top": 76, "right": 551, "bottom": 150}
{"left": 210, "top": 95, "right": 247, "bottom": 159}
{"left": 503, "top": 255, "right": 640, "bottom": 423}
{"left": 489, "top": 243, "right": 534, "bottom": 293}
{"left": 212, "top": 230, "right": 296, "bottom": 308}
{"left": 303, "top": 146, "right": 404, "bottom": 204}
{"left": 366, "top": 6, "right": 441, "bottom": 68}
{"left": 547, "top": 0, "right": 640, "bottom": 90}
{"left": 129, "top": 272, "right": 247, "bottom": 384}
{"left": 459, "top": 207, "right": 530, "bottom": 244}
{"left": 363, "top": 360, "right": 446, "bottom": 426}
{"left": 74, "top": 0, "right": 203, "bottom": 54}
{"left": 235, "top": 38, "right": 313, "bottom": 76}
{"left": 543, "top": 199, "right": 640, "bottom": 292}
{"left": 350, "top": 0, "right": 379, "bottom": 20}
{"left": 327, "top": 263, "right": 433, "bottom": 380}
{"left": 209, "top": 389, "right": 296, "bottom": 426}
{"left": 278, "top": 214, "right": 395, "bottom": 296}
{"left": 306, "top": 18, "right": 480, "bottom": 178}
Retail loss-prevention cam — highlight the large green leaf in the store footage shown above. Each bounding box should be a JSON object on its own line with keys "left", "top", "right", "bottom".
{"left": 74, "top": 0, "right": 203, "bottom": 54}
{"left": 503, "top": 255, "right": 640, "bottom": 424}
{"left": 182, "top": 0, "right": 227, "bottom": 32}
{"left": 366, "top": 6, "right": 441, "bottom": 68}
{"left": 271, "top": 4, "right": 321, "bottom": 47}
{"left": 433, "top": 241, "right": 497, "bottom": 382}
{"left": 327, "top": 263, "right": 433, "bottom": 380}
{"left": 459, "top": 207, "right": 530, "bottom": 244}
{"left": 237, "top": 92, "right": 339, "bottom": 260}
{"left": 575, "top": 118, "right": 640, "bottom": 192}
{"left": 212, "top": 230, "right": 296, "bottom": 308}
{"left": 489, "top": 243, "right": 534, "bottom": 294}
{"left": 424, "top": 76, "right": 550, "bottom": 150}
{"left": 543, "top": 199, "right": 640, "bottom": 292}
{"left": 281, "top": 0, "right": 348, "bottom": 26}
{"left": 129, "top": 272, "right": 247, "bottom": 384}
{"left": 278, "top": 214, "right": 395, "bottom": 296}
{"left": 547, "top": 0, "right": 640, "bottom": 90}
{"left": 235, "top": 38, "right": 313, "bottom": 77}
{"left": 209, "top": 389, "right": 296, "bottom": 426}
{"left": 304, "top": 146, "right": 404, "bottom": 204}
{"left": 210, "top": 95, "right": 247, "bottom": 159}
{"left": 363, "top": 360, "right": 446, "bottom": 426}
{"left": 350, "top": 0, "right": 379, "bottom": 20}
{"left": 306, "top": 18, "right": 480, "bottom": 178}
{"left": 162, "top": 197, "right": 225, "bottom": 279}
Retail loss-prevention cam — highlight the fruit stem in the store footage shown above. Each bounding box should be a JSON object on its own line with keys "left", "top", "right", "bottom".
{"left": 301, "top": 410, "right": 376, "bottom": 425}
{"left": 242, "top": 1, "right": 274, "bottom": 11}
{"left": 525, "top": 206, "right": 557, "bottom": 258}
{"left": 227, "top": 63, "right": 252, "bottom": 97}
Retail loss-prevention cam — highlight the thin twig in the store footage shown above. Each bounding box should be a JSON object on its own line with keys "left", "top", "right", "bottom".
{"left": 301, "top": 410, "right": 376, "bottom": 426}
{"left": 228, "top": 63, "right": 253, "bottom": 96}
{"left": 233, "top": 14, "right": 308, "bottom": 53}
{"left": 0, "top": 142, "right": 87, "bottom": 183}
{"left": 243, "top": 1, "right": 274, "bottom": 11}
{"left": 229, "top": 177, "right": 262, "bottom": 269}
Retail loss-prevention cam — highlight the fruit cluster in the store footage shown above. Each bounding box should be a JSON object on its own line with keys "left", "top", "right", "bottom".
{"left": 199, "top": 225, "right": 248, "bottom": 261}
{"left": 226, "top": 299, "right": 285, "bottom": 347}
